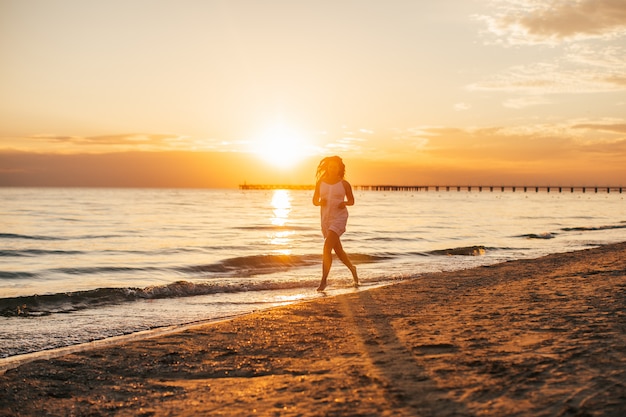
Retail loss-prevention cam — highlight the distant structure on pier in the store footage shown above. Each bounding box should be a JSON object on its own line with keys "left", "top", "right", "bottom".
{"left": 240, "top": 183, "right": 623, "bottom": 193}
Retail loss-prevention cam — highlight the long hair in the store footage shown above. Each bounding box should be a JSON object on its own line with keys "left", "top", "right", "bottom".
{"left": 316, "top": 156, "right": 346, "bottom": 182}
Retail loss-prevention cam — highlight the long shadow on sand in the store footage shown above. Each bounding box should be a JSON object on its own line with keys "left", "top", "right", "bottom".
{"left": 336, "top": 289, "right": 471, "bottom": 416}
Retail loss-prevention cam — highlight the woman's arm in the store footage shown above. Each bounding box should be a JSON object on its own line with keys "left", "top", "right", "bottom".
{"left": 312, "top": 181, "right": 323, "bottom": 206}
{"left": 342, "top": 180, "right": 355, "bottom": 207}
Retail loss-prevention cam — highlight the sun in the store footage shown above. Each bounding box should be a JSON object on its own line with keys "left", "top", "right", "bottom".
{"left": 251, "top": 124, "right": 313, "bottom": 169}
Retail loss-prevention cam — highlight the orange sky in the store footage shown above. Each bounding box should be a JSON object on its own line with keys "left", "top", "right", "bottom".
{"left": 1, "top": 0, "right": 625, "bottom": 187}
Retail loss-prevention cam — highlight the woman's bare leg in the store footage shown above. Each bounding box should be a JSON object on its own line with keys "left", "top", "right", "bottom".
{"left": 317, "top": 233, "right": 336, "bottom": 291}
{"left": 318, "top": 231, "right": 358, "bottom": 290}
{"left": 331, "top": 235, "right": 359, "bottom": 287}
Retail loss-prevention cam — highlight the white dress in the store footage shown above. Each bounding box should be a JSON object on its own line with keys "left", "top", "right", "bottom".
{"left": 320, "top": 180, "right": 349, "bottom": 238}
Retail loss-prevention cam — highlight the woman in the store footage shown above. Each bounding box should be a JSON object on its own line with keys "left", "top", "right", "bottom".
{"left": 312, "top": 156, "right": 359, "bottom": 291}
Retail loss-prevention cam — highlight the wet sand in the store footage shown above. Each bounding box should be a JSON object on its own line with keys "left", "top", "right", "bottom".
{"left": 2, "top": 242, "right": 626, "bottom": 416}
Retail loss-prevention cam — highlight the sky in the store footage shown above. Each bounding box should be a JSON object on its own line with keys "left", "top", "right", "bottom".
{"left": 1, "top": 0, "right": 625, "bottom": 188}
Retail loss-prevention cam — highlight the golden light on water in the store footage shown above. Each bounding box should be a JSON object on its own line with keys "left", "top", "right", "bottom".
{"left": 270, "top": 189, "right": 292, "bottom": 227}
{"left": 269, "top": 190, "right": 294, "bottom": 254}
{"left": 273, "top": 294, "right": 308, "bottom": 303}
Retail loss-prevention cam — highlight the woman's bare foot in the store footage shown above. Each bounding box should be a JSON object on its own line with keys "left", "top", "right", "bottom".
{"left": 350, "top": 266, "right": 359, "bottom": 287}
{"left": 316, "top": 280, "right": 327, "bottom": 291}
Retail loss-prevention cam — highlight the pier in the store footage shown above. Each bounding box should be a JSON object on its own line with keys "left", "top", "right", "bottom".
{"left": 352, "top": 185, "right": 623, "bottom": 193}
{"left": 239, "top": 184, "right": 623, "bottom": 193}
{"left": 239, "top": 184, "right": 314, "bottom": 190}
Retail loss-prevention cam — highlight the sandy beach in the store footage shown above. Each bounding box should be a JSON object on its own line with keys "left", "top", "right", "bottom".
{"left": 2, "top": 242, "right": 626, "bottom": 416}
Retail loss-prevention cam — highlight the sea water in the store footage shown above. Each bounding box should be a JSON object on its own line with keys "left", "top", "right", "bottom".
{"left": 1, "top": 187, "right": 625, "bottom": 360}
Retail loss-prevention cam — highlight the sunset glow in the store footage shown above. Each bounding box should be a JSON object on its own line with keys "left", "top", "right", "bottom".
{"left": 1, "top": 0, "right": 625, "bottom": 187}
{"left": 251, "top": 124, "right": 315, "bottom": 169}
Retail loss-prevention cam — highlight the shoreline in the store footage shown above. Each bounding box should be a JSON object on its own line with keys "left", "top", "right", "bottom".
{"left": 0, "top": 314, "right": 248, "bottom": 375}
{"left": 0, "top": 283, "right": 391, "bottom": 372}
{"left": 2, "top": 242, "right": 626, "bottom": 416}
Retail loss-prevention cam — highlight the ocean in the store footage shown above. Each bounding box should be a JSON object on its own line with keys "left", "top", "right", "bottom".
{"left": 1, "top": 187, "right": 625, "bottom": 364}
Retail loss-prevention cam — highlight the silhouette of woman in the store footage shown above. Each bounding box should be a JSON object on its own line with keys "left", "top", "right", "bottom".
{"left": 312, "top": 156, "right": 359, "bottom": 291}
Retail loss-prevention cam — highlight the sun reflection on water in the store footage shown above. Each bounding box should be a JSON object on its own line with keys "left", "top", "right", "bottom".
{"left": 271, "top": 189, "right": 292, "bottom": 227}
{"left": 273, "top": 293, "right": 308, "bottom": 302}
{"left": 269, "top": 190, "right": 294, "bottom": 254}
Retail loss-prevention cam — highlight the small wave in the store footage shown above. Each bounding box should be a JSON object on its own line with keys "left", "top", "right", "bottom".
{"left": 0, "top": 251, "right": 392, "bottom": 317}
{"left": 180, "top": 254, "right": 320, "bottom": 276}
{"left": 519, "top": 232, "right": 557, "bottom": 240}
{"left": 0, "top": 249, "right": 84, "bottom": 257}
{"left": 364, "top": 236, "right": 422, "bottom": 242}
{"left": 561, "top": 224, "right": 626, "bottom": 232}
{"left": 0, "top": 287, "right": 142, "bottom": 317}
{"left": 427, "top": 246, "right": 487, "bottom": 256}
{"left": 180, "top": 253, "right": 388, "bottom": 277}
{"left": 406, "top": 251, "right": 431, "bottom": 257}
{"left": 0, "top": 233, "right": 63, "bottom": 241}
{"left": 0, "top": 271, "right": 39, "bottom": 279}
{"left": 351, "top": 253, "right": 393, "bottom": 263}
{"left": 0, "top": 279, "right": 311, "bottom": 317}
{"left": 75, "top": 234, "right": 124, "bottom": 240}
{"left": 221, "top": 254, "right": 318, "bottom": 269}
{"left": 49, "top": 266, "right": 158, "bottom": 276}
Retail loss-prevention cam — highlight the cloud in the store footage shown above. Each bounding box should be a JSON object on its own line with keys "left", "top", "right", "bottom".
{"left": 468, "top": 44, "right": 626, "bottom": 95}
{"left": 572, "top": 123, "right": 626, "bottom": 134}
{"left": 389, "top": 120, "right": 626, "bottom": 169}
{"left": 325, "top": 136, "right": 367, "bottom": 154}
{"left": 454, "top": 102, "right": 471, "bottom": 111}
{"left": 316, "top": 126, "right": 378, "bottom": 156}
{"left": 503, "top": 95, "right": 551, "bottom": 109}
{"left": 566, "top": 41, "right": 626, "bottom": 66}
{"left": 373, "top": 124, "right": 626, "bottom": 186}
{"left": 420, "top": 127, "right": 574, "bottom": 162}
{"left": 30, "top": 133, "right": 183, "bottom": 147}
{"left": 477, "top": 0, "right": 626, "bottom": 45}
{"left": 29, "top": 133, "right": 179, "bottom": 148}
{"left": 583, "top": 138, "right": 626, "bottom": 154}
{"left": 0, "top": 133, "right": 227, "bottom": 153}
{"left": 467, "top": 65, "right": 579, "bottom": 94}
{"left": 519, "top": 0, "right": 626, "bottom": 40}
{"left": 606, "top": 75, "right": 626, "bottom": 86}
{"left": 388, "top": 127, "right": 435, "bottom": 151}
{"left": 472, "top": 3, "right": 626, "bottom": 100}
